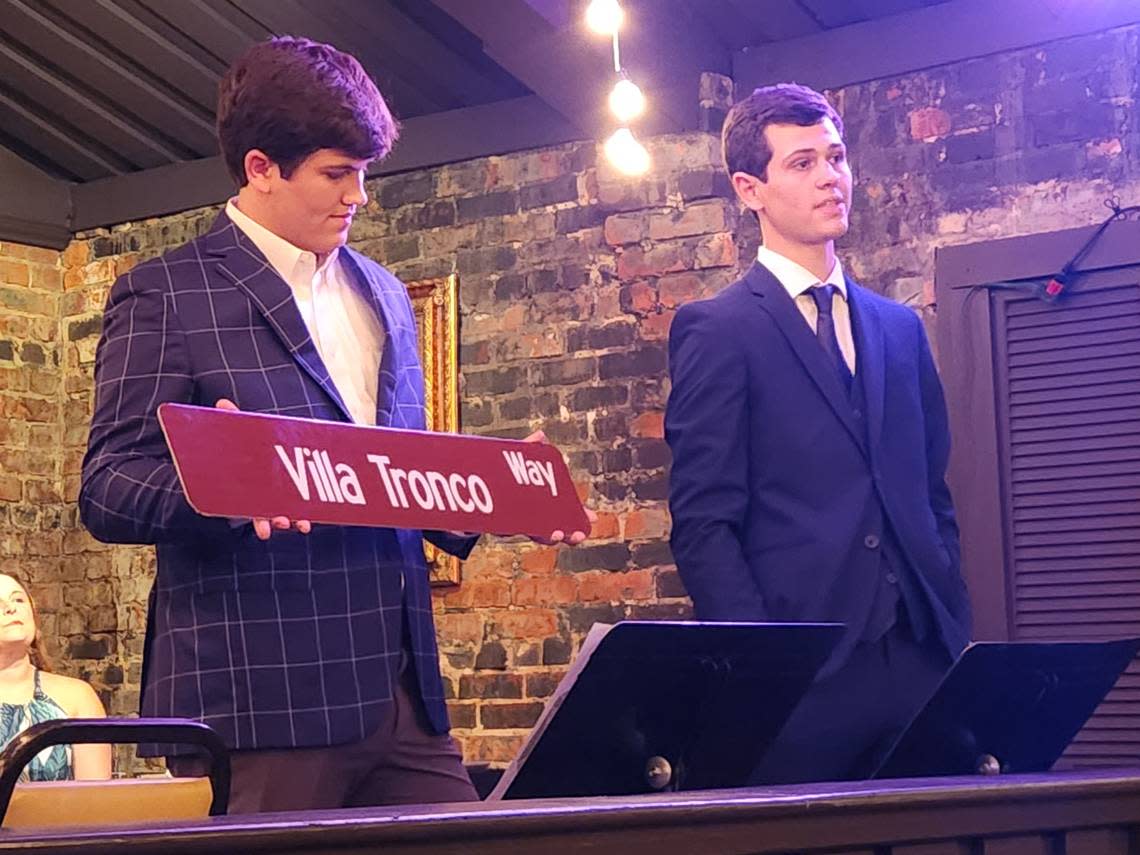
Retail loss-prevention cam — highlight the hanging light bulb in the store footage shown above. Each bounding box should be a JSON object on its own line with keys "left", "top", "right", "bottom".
{"left": 608, "top": 77, "right": 645, "bottom": 122}
{"left": 604, "top": 127, "right": 650, "bottom": 176}
{"left": 585, "top": 0, "right": 624, "bottom": 36}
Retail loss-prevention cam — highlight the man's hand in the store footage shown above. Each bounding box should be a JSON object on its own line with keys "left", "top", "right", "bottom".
{"left": 524, "top": 429, "right": 595, "bottom": 546}
{"left": 215, "top": 398, "right": 312, "bottom": 541}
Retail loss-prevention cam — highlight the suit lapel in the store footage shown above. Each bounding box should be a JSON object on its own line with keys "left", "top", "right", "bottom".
{"left": 203, "top": 212, "right": 354, "bottom": 422}
{"left": 746, "top": 262, "right": 864, "bottom": 450}
{"left": 848, "top": 280, "right": 885, "bottom": 456}
{"left": 338, "top": 249, "right": 401, "bottom": 426}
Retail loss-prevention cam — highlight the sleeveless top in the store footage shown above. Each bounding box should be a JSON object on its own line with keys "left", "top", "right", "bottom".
{"left": 0, "top": 670, "right": 72, "bottom": 781}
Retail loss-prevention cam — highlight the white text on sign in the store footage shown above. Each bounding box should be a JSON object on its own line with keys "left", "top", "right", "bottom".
{"left": 272, "top": 445, "right": 562, "bottom": 515}
{"left": 501, "top": 450, "right": 558, "bottom": 496}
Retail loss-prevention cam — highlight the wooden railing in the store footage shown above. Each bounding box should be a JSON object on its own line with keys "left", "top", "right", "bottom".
{"left": 2, "top": 770, "right": 1139, "bottom": 854}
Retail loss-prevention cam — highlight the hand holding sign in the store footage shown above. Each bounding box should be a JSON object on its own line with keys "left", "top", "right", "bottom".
{"left": 446, "top": 429, "right": 596, "bottom": 544}
{"left": 522, "top": 429, "right": 596, "bottom": 546}
{"left": 215, "top": 398, "right": 312, "bottom": 541}
{"left": 159, "top": 404, "right": 592, "bottom": 540}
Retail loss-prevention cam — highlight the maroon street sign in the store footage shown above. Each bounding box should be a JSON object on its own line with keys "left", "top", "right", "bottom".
{"left": 157, "top": 403, "right": 591, "bottom": 539}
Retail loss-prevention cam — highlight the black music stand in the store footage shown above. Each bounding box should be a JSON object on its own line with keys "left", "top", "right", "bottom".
{"left": 872, "top": 637, "right": 1140, "bottom": 779}
{"left": 489, "top": 620, "right": 843, "bottom": 799}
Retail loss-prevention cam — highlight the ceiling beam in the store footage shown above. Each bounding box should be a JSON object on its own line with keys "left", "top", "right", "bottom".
{"left": 323, "top": 0, "right": 525, "bottom": 109}
{"left": 432, "top": 0, "right": 729, "bottom": 137}
{"left": 230, "top": 0, "right": 444, "bottom": 117}
{"left": 69, "top": 94, "right": 583, "bottom": 231}
{"left": 0, "top": 147, "right": 71, "bottom": 249}
{"left": 620, "top": 0, "right": 731, "bottom": 133}
{"left": 702, "top": 0, "right": 822, "bottom": 48}
{"left": 44, "top": 0, "right": 224, "bottom": 120}
{"left": 431, "top": 0, "right": 604, "bottom": 135}
{"left": 6, "top": 0, "right": 217, "bottom": 158}
{"left": 734, "top": 0, "right": 1140, "bottom": 94}
{"left": 0, "top": 87, "right": 127, "bottom": 181}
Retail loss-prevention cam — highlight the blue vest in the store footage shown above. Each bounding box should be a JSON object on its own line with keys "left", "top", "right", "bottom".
{"left": 847, "top": 315, "right": 933, "bottom": 644}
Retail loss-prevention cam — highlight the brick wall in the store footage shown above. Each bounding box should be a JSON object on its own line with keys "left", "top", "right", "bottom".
{"left": 836, "top": 24, "right": 1140, "bottom": 355}
{"left": 0, "top": 241, "right": 64, "bottom": 669}
{"left": 374, "top": 137, "right": 735, "bottom": 762}
{"left": 2, "top": 22, "right": 1138, "bottom": 767}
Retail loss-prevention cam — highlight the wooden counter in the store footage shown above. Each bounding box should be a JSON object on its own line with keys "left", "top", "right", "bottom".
{"left": 3, "top": 770, "right": 1139, "bottom": 855}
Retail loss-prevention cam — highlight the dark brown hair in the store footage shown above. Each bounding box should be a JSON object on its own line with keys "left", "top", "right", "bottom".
{"left": 0, "top": 574, "right": 52, "bottom": 672}
{"left": 721, "top": 83, "right": 844, "bottom": 181}
{"left": 217, "top": 36, "right": 399, "bottom": 185}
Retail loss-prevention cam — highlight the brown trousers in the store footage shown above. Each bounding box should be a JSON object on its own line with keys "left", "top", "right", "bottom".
{"left": 170, "top": 670, "right": 477, "bottom": 814}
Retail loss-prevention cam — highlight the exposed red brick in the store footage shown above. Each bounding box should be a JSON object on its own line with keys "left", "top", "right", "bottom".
{"left": 658, "top": 272, "right": 704, "bottom": 308}
{"left": 624, "top": 508, "right": 671, "bottom": 540}
{"left": 590, "top": 512, "right": 620, "bottom": 539}
{"left": 441, "top": 579, "right": 512, "bottom": 609}
{"left": 639, "top": 310, "right": 675, "bottom": 341}
{"left": 0, "top": 260, "right": 31, "bottom": 287}
{"left": 479, "top": 701, "right": 544, "bottom": 729}
{"left": 3, "top": 244, "right": 58, "bottom": 265}
{"left": 460, "top": 547, "right": 516, "bottom": 580}
{"left": 460, "top": 734, "right": 525, "bottom": 764}
{"left": 630, "top": 411, "right": 664, "bottom": 438}
{"left": 512, "top": 575, "right": 577, "bottom": 607}
{"left": 694, "top": 232, "right": 737, "bottom": 269}
{"left": 648, "top": 201, "right": 730, "bottom": 241}
{"left": 1087, "top": 138, "right": 1123, "bottom": 158}
{"left": 501, "top": 330, "right": 564, "bottom": 360}
{"left": 616, "top": 244, "right": 689, "bottom": 279}
{"left": 501, "top": 304, "right": 527, "bottom": 330}
{"left": 524, "top": 670, "right": 566, "bottom": 698}
{"left": 909, "top": 107, "right": 952, "bottom": 141}
{"left": 29, "top": 266, "right": 63, "bottom": 292}
{"left": 447, "top": 701, "right": 477, "bottom": 729}
{"left": 0, "top": 395, "right": 53, "bottom": 423}
{"left": 435, "top": 612, "right": 485, "bottom": 645}
{"left": 576, "top": 569, "right": 656, "bottom": 603}
{"left": 62, "top": 242, "right": 90, "bottom": 268}
{"left": 573, "top": 480, "right": 590, "bottom": 503}
{"left": 459, "top": 673, "right": 523, "bottom": 700}
{"left": 494, "top": 609, "right": 559, "bottom": 639}
{"left": 519, "top": 548, "right": 558, "bottom": 577}
{"left": 603, "top": 212, "right": 647, "bottom": 246}
{"left": 22, "top": 479, "right": 59, "bottom": 503}
{"left": 114, "top": 254, "right": 141, "bottom": 278}
{"left": 0, "top": 475, "right": 20, "bottom": 502}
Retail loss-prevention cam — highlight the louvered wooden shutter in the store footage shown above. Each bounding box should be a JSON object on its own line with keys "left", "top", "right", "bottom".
{"left": 989, "top": 266, "right": 1140, "bottom": 767}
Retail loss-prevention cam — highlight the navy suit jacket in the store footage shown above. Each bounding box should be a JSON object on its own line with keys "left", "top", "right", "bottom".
{"left": 80, "top": 211, "right": 475, "bottom": 751}
{"left": 666, "top": 262, "right": 971, "bottom": 667}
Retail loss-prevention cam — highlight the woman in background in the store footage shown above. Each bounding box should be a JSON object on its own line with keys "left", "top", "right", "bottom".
{"left": 0, "top": 573, "right": 111, "bottom": 780}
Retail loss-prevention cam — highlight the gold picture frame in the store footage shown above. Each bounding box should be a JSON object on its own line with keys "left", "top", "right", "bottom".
{"left": 406, "top": 273, "right": 462, "bottom": 587}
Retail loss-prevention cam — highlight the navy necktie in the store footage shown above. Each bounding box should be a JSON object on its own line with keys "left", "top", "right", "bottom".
{"left": 809, "top": 284, "right": 852, "bottom": 393}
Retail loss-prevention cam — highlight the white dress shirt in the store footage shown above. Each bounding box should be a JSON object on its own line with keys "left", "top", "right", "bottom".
{"left": 756, "top": 245, "right": 856, "bottom": 374}
{"left": 227, "top": 200, "right": 385, "bottom": 426}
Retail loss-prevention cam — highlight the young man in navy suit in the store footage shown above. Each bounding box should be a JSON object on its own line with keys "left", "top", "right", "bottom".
{"left": 665, "top": 84, "right": 972, "bottom": 783}
{"left": 81, "top": 37, "right": 587, "bottom": 812}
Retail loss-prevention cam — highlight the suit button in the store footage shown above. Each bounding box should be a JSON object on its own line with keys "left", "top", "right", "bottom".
{"left": 853, "top": 409, "right": 863, "bottom": 419}
{"left": 885, "top": 572, "right": 899, "bottom": 584}
{"left": 864, "top": 534, "right": 880, "bottom": 549}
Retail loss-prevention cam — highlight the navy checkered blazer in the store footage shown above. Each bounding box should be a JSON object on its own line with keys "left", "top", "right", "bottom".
{"left": 80, "top": 211, "right": 475, "bottom": 752}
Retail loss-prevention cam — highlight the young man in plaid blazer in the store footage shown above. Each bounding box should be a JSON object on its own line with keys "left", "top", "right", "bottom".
{"left": 80, "top": 36, "right": 586, "bottom": 813}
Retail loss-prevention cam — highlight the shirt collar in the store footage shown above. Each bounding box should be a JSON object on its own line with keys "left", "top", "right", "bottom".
{"left": 756, "top": 245, "right": 847, "bottom": 300}
{"left": 226, "top": 199, "right": 339, "bottom": 285}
